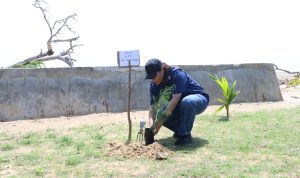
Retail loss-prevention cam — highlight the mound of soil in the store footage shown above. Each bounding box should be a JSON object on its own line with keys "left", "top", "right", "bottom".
{"left": 105, "top": 142, "right": 172, "bottom": 160}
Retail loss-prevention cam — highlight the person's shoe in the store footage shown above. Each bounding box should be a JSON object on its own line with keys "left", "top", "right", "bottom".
{"left": 175, "top": 135, "right": 192, "bottom": 146}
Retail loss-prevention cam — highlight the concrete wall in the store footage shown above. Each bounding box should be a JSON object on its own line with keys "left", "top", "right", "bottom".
{"left": 0, "top": 63, "right": 282, "bottom": 121}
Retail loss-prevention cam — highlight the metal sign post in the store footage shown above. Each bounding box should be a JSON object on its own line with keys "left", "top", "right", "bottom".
{"left": 117, "top": 50, "right": 140, "bottom": 143}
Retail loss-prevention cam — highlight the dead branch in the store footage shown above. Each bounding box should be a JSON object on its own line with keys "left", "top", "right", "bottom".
{"left": 52, "top": 36, "right": 79, "bottom": 43}
{"left": 28, "top": 44, "right": 82, "bottom": 67}
{"left": 273, "top": 64, "right": 300, "bottom": 77}
{"left": 11, "top": 0, "right": 80, "bottom": 68}
{"left": 51, "top": 14, "right": 77, "bottom": 41}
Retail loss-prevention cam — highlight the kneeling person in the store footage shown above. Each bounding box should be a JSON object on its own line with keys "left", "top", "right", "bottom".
{"left": 145, "top": 58, "right": 210, "bottom": 146}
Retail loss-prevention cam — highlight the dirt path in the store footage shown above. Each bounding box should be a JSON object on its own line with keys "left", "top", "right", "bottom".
{"left": 1, "top": 86, "right": 299, "bottom": 135}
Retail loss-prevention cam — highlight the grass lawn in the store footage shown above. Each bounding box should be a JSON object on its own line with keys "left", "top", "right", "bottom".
{"left": 1, "top": 106, "right": 299, "bottom": 177}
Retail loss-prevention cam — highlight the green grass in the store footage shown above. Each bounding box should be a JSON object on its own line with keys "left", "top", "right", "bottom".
{"left": 34, "top": 167, "right": 45, "bottom": 176}
{"left": 0, "top": 106, "right": 299, "bottom": 177}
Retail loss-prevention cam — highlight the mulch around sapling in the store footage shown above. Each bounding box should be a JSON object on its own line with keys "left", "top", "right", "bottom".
{"left": 105, "top": 142, "right": 173, "bottom": 160}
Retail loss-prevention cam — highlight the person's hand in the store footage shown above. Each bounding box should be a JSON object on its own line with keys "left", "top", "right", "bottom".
{"left": 164, "top": 110, "right": 172, "bottom": 117}
{"left": 153, "top": 119, "right": 164, "bottom": 135}
{"left": 153, "top": 109, "right": 172, "bottom": 135}
{"left": 148, "top": 106, "right": 156, "bottom": 127}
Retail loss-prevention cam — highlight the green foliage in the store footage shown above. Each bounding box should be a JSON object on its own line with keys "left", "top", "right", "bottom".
{"left": 35, "top": 167, "right": 45, "bottom": 176}
{"left": 287, "top": 77, "right": 300, "bottom": 87}
{"left": 93, "top": 133, "right": 104, "bottom": 140}
{"left": 59, "top": 136, "right": 74, "bottom": 146}
{"left": 209, "top": 73, "right": 240, "bottom": 118}
{"left": 66, "top": 155, "right": 81, "bottom": 166}
{"left": 1, "top": 144, "right": 14, "bottom": 151}
{"left": 0, "top": 156, "right": 10, "bottom": 164}
{"left": 19, "top": 132, "right": 41, "bottom": 145}
{"left": 152, "top": 85, "right": 174, "bottom": 120}
{"left": 12, "top": 60, "right": 46, "bottom": 68}
{"left": 18, "top": 151, "right": 40, "bottom": 165}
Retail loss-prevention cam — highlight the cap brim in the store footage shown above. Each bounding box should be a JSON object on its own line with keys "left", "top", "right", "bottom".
{"left": 145, "top": 73, "right": 156, "bottom": 80}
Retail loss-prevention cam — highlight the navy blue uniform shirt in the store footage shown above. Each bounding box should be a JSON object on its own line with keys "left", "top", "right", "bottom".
{"left": 150, "top": 67, "right": 209, "bottom": 105}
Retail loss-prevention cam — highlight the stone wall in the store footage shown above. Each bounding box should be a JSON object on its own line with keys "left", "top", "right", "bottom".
{"left": 0, "top": 63, "right": 282, "bottom": 121}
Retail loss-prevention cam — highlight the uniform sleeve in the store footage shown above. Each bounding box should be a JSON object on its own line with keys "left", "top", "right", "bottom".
{"left": 172, "top": 70, "right": 187, "bottom": 94}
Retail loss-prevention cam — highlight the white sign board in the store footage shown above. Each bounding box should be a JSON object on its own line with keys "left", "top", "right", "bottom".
{"left": 117, "top": 50, "right": 140, "bottom": 67}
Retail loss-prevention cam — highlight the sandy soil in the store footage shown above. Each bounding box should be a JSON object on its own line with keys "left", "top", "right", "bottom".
{"left": 105, "top": 142, "right": 172, "bottom": 160}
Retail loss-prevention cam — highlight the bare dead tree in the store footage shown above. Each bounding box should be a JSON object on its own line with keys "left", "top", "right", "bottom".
{"left": 11, "top": 0, "right": 81, "bottom": 68}
{"left": 273, "top": 64, "right": 300, "bottom": 77}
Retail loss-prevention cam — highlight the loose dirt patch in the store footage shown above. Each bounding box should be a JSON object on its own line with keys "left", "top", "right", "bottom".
{"left": 105, "top": 142, "right": 172, "bottom": 160}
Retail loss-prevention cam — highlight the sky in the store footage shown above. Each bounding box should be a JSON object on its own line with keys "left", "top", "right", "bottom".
{"left": 0, "top": 0, "right": 300, "bottom": 71}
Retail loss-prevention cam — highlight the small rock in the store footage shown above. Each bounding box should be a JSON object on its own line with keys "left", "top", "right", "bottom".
{"left": 156, "top": 152, "right": 168, "bottom": 160}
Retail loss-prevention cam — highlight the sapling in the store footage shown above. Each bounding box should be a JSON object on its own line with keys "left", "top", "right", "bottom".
{"left": 152, "top": 85, "right": 174, "bottom": 130}
{"left": 145, "top": 85, "right": 174, "bottom": 145}
{"left": 209, "top": 73, "right": 240, "bottom": 118}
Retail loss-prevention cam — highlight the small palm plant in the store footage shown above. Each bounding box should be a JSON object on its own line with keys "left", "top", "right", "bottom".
{"left": 209, "top": 73, "right": 240, "bottom": 118}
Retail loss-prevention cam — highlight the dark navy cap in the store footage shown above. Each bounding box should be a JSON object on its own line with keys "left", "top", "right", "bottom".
{"left": 145, "top": 58, "right": 162, "bottom": 79}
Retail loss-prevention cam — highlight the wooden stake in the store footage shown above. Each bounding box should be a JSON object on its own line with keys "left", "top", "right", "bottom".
{"left": 127, "top": 60, "right": 132, "bottom": 143}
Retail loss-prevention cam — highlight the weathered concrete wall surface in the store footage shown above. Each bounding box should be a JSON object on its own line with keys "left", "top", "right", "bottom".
{"left": 0, "top": 63, "right": 282, "bottom": 121}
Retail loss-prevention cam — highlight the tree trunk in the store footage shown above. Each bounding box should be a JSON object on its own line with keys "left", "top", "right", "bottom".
{"left": 226, "top": 105, "right": 229, "bottom": 118}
